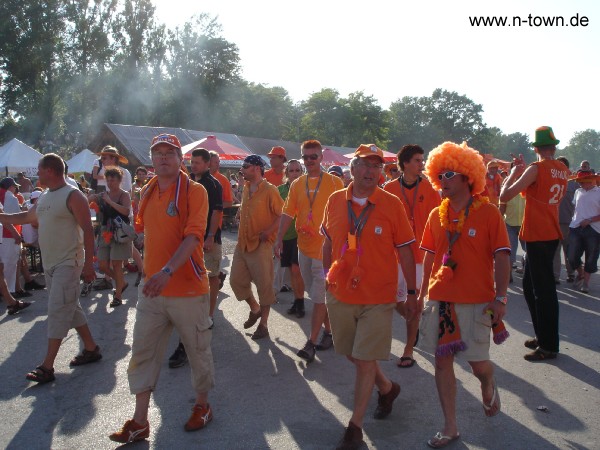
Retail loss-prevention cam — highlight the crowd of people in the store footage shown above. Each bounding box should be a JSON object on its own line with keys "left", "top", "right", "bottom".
{"left": 0, "top": 126, "right": 598, "bottom": 449}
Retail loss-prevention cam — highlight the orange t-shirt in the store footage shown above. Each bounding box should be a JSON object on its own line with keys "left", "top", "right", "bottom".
{"left": 520, "top": 160, "right": 569, "bottom": 242}
{"left": 420, "top": 202, "right": 510, "bottom": 304}
{"left": 238, "top": 180, "right": 284, "bottom": 252}
{"left": 213, "top": 171, "right": 233, "bottom": 204}
{"left": 485, "top": 173, "right": 502, "bottom": 206}
{"left": 142, "top": 181, "right": 209, "bottom": 297}
{"left": 264, "top": 169, "right": 285, "bottom": 187}
{"left": 383, "top": 176, "right": 441, "bottom": 263}
{"left": 322, "top": 185, "right": 415, "bottom": 304}
{"left": 283, "top": 172, "right": 344, "bottom": 259}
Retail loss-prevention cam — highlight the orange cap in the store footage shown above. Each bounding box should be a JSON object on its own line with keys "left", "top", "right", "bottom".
{"left": 354, "top": 144, "right": 385, "bottom": 163}
{"left": 151, "top": 134, "right": 181, "bottom": 150}
{"left": 267, "top": 146, "right": 286, "bottom": 158}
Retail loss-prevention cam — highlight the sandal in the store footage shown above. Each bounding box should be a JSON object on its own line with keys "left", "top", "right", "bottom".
{"left": 7, "top": 301, "right": 31, "bottom": 315}
{"left": 70, "top": 345, "right": 102, "bottom": 366}
{"left": 427, "top": 432, "right": 460, "bottom": 448}
{"left": 483, "top": 379, "right": 501, "bottom": 417}
{"left": 26, "top": 365, "right": 55, "bottom": 384}
{"left": 396, "top": 356, "right": 416, "bottom": 368}
{"left": 109, "top": 297, "right": 122, "bottom": 307}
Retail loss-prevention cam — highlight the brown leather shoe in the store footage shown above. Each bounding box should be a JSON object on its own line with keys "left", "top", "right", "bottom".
{"left": 251, "top": 324, "right": 269, "bottom": 340}
{"left": 243, "top": 309, "right": 261, "bottom": 329}
{"left": 336, "top": 421, "right": 367, "bottom": 450}
{"left": 184, "top": 403, "right": 213, "bottom": 432}
{"left": 374, "top": 381, "right": 400, "bottom": 419}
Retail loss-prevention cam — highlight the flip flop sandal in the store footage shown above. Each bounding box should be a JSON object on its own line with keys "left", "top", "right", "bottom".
{"left": 26, "top": 365, "right": 55, "bottom": 384}
{"left": 483, "top": 379, "right": 501, "bottom": 417}
{"left": 427, "top": 432, "right": 460, "bottom": 448}
{"left": 397, "top": 356, "right": 416, "bottom": 368}
{"left": 7, "top": 301, "right": 31, "bottom": 315}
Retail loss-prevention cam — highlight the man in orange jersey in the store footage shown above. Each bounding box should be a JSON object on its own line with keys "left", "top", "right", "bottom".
{"left": 485, "top": 160, "right": 502, "bottom": 206}
{"left": 383, "top": 144, "right": 440, "bottom": 368}
{"left": 109, "top": 134, "right": 214, "bottom": 443}
{"left": 209, "top": 151, "right": 233, "bottom": 286}
{"left": 230, "top": 155, "right": 284, "bottom": 339}
{"left": 322, "top": 144, "right": 417, "bottom": 449}
{"left": 419, "top": 141, "right": 510, "bottom": 448}
{"left": 500, "top": 126, "right": 569, "bottom": 361}
{"left": 264, "top": 146, "right": 287, "bottom": 186}
{"left": 274, "top": 140, "right": 344, "bottom": 363}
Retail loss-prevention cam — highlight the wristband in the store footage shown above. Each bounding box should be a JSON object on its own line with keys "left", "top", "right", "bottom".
{"left": 161, "top": 267, "right": 173, "bottom": 277}
{"left": 407, "top": 289, "right": 418, "bottom": 295}
{"left": 495, "top": 295, "right": 507, "bottom": 305}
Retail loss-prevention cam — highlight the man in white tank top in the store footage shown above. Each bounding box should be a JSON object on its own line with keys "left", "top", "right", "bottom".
{"left": 0, "top": 153, "right": 100, "bottom": 384}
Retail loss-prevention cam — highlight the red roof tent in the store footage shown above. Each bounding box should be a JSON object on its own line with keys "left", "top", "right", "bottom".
{"left": 344, "top": 149, "right": 397, "bottom": 163}
{"left": 182, "top": 135, "right": 251, "bottom": 161}
{"left": 321, "top": 148, "right": 351, "bottom": 167}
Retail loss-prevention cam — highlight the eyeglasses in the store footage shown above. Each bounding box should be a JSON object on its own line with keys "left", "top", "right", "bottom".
{"left": 152, "top": 151, "right": 179, "bottom": 159}
{"left": 301, "top": 154, "right": 320, "bottom": 161}
{"left": 438, "top": 171, "right": 463, "bottom": 181}
{"left": 356, "top": 161, "right": 383, "bottom": 170}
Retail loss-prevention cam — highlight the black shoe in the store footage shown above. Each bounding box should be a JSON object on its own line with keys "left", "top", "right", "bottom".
{"left": 287, "top": 300, "right": 298, "bottom": 315}
{"left": 297, "top": 340, "right": 316, "bottom": 363}
{"left": 336, "top": 422, "right": 367, "bottom": 450}
{"left": 374, "top": 382, "right": 401, "bottom": 419}
{"left": 93, "top": 278, "right": 113, "bottom": 291}
{"left": 12, "top": 290, "right": 33, "bottom": 298}
{"left": 295, "top": 299, "right": 305, "bottom": 318}
{"left": 169, "top": 343, "right": 188, "bottom": 368}
{"left": 134, "top": 272, "right": 142, "bottom": 287}
{"left": 24, "top": 280, "right": 45, "bottom": 290}
{"left": 315, "top": 331, "right": 333, "bottom": 350}
{"left": 280, "top": 284, "right": 291, "bottom": 292}
{"left": 218, "top": 272, "right": 227, "bottom": 290}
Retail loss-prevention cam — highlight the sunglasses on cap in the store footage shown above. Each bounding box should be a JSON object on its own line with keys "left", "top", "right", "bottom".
{"left": 301, "top": 154, "right": 320, "bottom": 161}
{"left": 438, "top": 171, "right": 463, "bottom": 181}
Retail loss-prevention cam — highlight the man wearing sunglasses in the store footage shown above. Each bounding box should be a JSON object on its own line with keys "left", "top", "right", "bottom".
{"left": 418, "top": 141, "right": 510, "bottom": 448}
{"left": 500, "top": 126, "right": 568, "bottom": 362}
{"left": 230, "top": 155, "right": 284, "bottom": 340}
{"left": 275, "top": 140, "right": 344, "bottom": 363}
{"left": 383, "top": 144, "right": 441, "bottom": 369}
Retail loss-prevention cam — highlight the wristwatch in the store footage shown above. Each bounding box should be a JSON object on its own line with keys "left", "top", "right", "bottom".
{"left": 495, "top": 295, "right": 507, "bottom": 305}
{"left": 407, "top": 289, "right": 418, "bottom": 295}
{"left": 161, "top": 267, "right": 173, "bottom": 277}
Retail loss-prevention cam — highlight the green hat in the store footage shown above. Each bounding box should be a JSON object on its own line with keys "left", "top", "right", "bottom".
{"left": 530, "top": 126, "right": 560, "bottom": 147}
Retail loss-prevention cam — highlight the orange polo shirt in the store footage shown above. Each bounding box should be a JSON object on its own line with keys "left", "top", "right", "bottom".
{"left": 283, "top": 172, "right": 344, "bottom": 259}
{"left": 213, "top": 171, "right": 233, "bottom": 204}
{"left": 420, "top": 202, "right": 510, "bottom": 304}
{"left": 142, "top": 181, "right": 209, "bottom": 297}
{"left": 520, "top": 159, "right": 569, "bottom": 242}
{"left": 264, "top": 169, "right": 285, "bottom": 187}
{"left": 485, "top": 173, "right": 502, "bottom": 206}
{"left": 238, "top": 179, "right": 284, "bottom": 252}
{"left": 383, "top": 176, "right": 441, "bottom": 263}
{"left": 321, "top": 185, "right": 415, "bottom": 305}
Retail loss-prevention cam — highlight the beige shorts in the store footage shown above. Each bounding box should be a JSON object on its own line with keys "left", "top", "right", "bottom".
{"left": 230, "top": 243, "right": 275, "bottom": 306}
{"left": 97, "top": 230, "right": 132, "bottom": 261}
{"left": 298, "top": 250, "right": 326, "bottom": 304}
{"left": 128, "top": 284, "right": 214, "bottom": 395}
{"left": 45, "top": 262, "right": 87, "bottom": 339}
{"left": 326, "top": 291, "right": 395, "bottom": 361}
{"left": 419, "top": 301, "right": 492, "bottom": 361}
{"left": 204, "top": 243, "right": 222, "bottom": 278}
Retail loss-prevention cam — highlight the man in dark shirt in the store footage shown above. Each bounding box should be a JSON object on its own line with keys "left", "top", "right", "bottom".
{"left": 168, "top": 148, "right": 223, "bottom": 368}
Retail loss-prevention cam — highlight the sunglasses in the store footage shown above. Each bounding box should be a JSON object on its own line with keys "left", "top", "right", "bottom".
{"left": 438, "top": 171, "right": 463, "bottom": 181}
{"left": 390, "top": 168, "right": 399, "bottom": 173}
{"left": 301, "top": 154, "right": 320, "bottom": 161}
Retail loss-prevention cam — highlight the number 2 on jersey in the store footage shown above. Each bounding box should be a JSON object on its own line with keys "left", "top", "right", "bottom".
{"left": 549, "top": 184, "right": 564, "bottom": 204}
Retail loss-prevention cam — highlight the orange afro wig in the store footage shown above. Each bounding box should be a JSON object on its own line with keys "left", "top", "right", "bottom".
{"left": 424, "top": 141, "right": 487, "bottom": 194}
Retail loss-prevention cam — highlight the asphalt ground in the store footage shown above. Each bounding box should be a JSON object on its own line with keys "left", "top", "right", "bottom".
{"left": 0, "top": 230, "right": 598, "bottom": 449}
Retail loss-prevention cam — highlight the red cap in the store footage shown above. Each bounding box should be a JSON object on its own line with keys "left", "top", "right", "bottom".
{"left": 151, "top": 134, "right": 181, "bottom": 150}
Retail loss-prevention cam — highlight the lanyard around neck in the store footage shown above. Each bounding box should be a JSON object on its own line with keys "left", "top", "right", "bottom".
{"left": 347, "top": 200, "right": 374, "bottom": 238}
{"left": 399, "top": 175, "right": 420, "bottom": 223}
{"left": 305, "top": 172, "right": 324, "bottom": 214}
{"left": 446, "top": 197, "right": 474, "bottom": 254}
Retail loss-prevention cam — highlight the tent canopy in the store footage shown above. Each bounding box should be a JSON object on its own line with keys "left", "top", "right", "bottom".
{"left": 66, "top": 149, "right": 97, "bottom": 173}
{"left": 182, "top": 135, "right": 251, "bottom": 161}
{"left": 0, "top": 138, "right": 42, "bottom": 176}
{"left": 321, "top": 148, "right": 351, "bottom": 167}
{"left": 344, "top": 149, "right": 396, "bottom": 163}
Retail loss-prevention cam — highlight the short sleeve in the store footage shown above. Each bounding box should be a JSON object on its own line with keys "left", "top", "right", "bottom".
{"left": 183, "top": 184, "right": 208, "bottom": 240}
{"left": 420, "top": 208, "right": 438, "bottom": 253}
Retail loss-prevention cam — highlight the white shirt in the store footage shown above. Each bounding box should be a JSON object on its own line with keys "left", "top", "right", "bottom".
{"left": 570, "top": 186, "right": 600, "bottom": 233}
{"left": 93, "top": 159, "right": 133, "bottom": 192}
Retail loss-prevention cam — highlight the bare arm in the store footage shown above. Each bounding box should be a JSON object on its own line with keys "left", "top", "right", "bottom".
{"left": 322, "top": 237, "right": 332, "bottom": 272}
{"left": 483, "top": 250, "right": 510, "bottom": 324}
{"left": 203, "top": 210, "right": 223, "bottom": 252}
{"left": 274, "top": 214, "right": 294, "bottom": 257}
{"left": 419, "top": 251, "right": 434, "bottom": 302}
{"left": 92, "top": 164, "right": 104, "bottom": 181}
{"left": 68, "top": 190, "right": 96, "bottom": 282}
{"left": 500, "top": 165, "right": 538, "bottom": 202}
{"left": 397, "top": 245, "right": 417, "bottom": 320}
{"left": 143, "top": 234, "right": 201, "bottom": 298}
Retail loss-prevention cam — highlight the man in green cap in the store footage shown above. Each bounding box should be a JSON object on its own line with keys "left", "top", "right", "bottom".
{"left": 500, "top": 126, "right": 569, "bottom": 362}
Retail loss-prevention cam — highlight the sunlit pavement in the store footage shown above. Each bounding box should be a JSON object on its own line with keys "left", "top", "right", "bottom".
{"left": 0, "top": 234, "right": 598, "bottom": 449}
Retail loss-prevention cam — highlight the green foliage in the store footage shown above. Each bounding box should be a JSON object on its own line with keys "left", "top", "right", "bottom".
{"left": 562, "top": 129, "right": 600, "bottom": 169}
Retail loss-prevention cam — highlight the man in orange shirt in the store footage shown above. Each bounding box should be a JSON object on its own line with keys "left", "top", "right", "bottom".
{"left": 230, "top": 155, "right": 284, "bottom": 339}
{"left": 322, "top": 144, "right": 417, "bottom": 449}
{"left": 500, "top": 126, "right": 568, "bottom": 361}
{"left": 264, "top": 146, "right": 286, "bottom": 186}
{"left": 275, "top": 140, "right": 344, "bottom": 363}
{"left": 485, "top": 160, "right": 502, "bottom": 206}
{"left": 110, "top": 134, "right": 214, "bottom": 443}
{"left": 419, "top": 141, "right": 510, "bottom": 448}
{"left": 383, "top": 144, "right": 441, "bottom": 368}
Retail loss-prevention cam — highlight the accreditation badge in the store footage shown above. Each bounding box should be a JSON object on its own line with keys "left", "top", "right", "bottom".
{"left": 167, "top": 201, "right": 177, "bottom": 217}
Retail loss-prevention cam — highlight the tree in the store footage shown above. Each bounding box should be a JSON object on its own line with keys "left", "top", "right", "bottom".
{"left": 298, "top": 89, "right": 345, "bottom": 145}
{"left": 562, "top": 129, "right": 600, "bottom": 169}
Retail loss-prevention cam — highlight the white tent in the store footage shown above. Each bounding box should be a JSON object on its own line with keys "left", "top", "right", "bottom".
{"left": 0, "top": 138, "right": 43, "bottom": 177}
{"left": 66, "top": 148, "right": 97, "bottom": 173}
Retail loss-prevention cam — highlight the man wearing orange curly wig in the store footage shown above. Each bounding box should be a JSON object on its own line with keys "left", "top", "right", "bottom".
{"left": 418, "top": 141, "right": 511, "bottom": 449}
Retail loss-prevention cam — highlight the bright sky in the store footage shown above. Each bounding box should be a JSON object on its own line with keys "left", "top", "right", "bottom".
{"left": 155, "top": 0, "right": 599, "bottom": 145}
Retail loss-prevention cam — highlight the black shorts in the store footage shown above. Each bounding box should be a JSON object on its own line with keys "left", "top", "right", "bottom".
{"left": 281, "top": 238, "right": 299, "bottom": 268}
